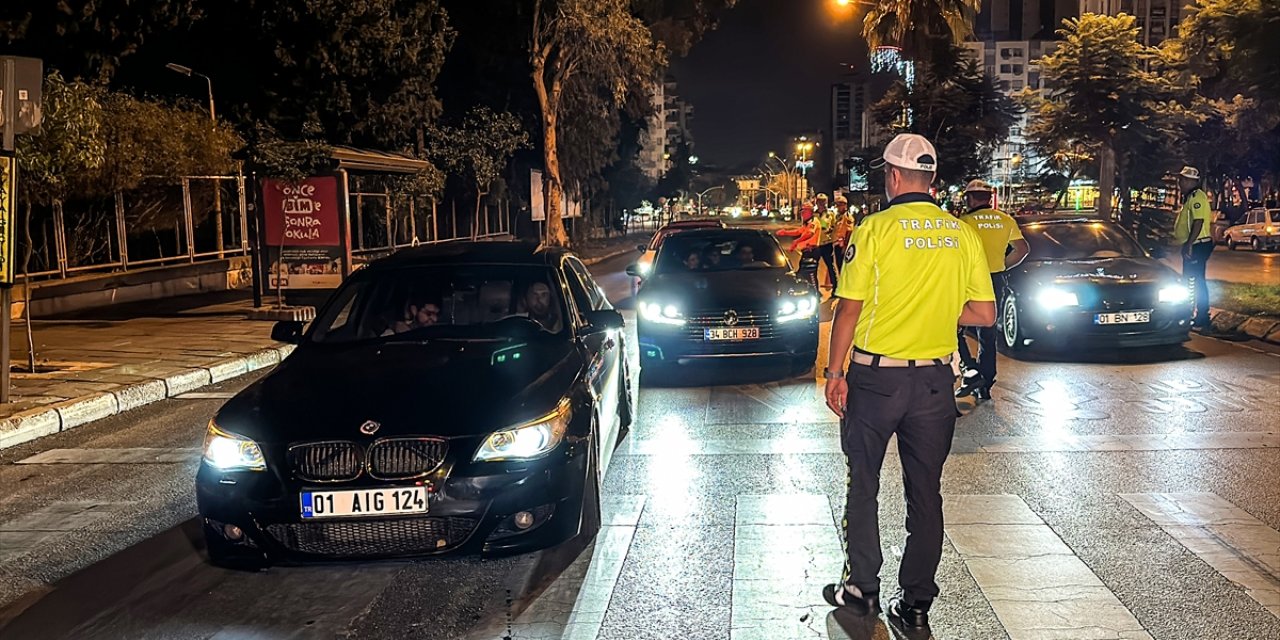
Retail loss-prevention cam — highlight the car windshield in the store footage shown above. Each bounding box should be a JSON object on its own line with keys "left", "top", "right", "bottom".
{"left": 654, "top": 232, "right": 789, "bottom": 273}
{"left": 310, "top": 265, "right": 568, "bottom": 344}
{"left": 1023, "top": 223, "right": 1147, "bottom": 261}
{"left": 1270, "top": 210, "right": 1280, "bottom": 223}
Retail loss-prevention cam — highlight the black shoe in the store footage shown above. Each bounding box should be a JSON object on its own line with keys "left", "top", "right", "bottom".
{"left": 976, "top": 385, "right": 992, "bottom": 401}
{"left": 955, "top": 374, "right": 986, "bottom": 398}
{"left": 822, "top": 584, "right": 880, "bottom": 615}
{"left": 886, "top": 596, "right": 930, "bottom": 629}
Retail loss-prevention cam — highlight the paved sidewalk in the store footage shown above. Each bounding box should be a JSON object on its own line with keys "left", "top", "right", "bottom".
{"left": 0, "top": 233, "right": 651, "bottom": 450}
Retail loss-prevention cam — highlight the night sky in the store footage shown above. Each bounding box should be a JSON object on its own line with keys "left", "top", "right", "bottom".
{"left": 672, "top": 0, "right": 870, "bottom": 169}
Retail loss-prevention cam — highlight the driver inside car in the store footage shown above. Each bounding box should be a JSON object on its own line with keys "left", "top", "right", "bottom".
{"left": 519, "top": 281, "right": 562, "bottom": 333}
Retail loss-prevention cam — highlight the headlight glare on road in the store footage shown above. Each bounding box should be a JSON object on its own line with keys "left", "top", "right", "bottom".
{"left": 1037, "top": 288, "right": 1079, "bottom": 309}
{"left": 202, "top": 422, "right": 267, "bottom": 471}
{"left": 474, "top": 400, "right": 571, "bottom": 462}
{"left": 1158, "top": 285, "right": 1190, "bottom": 303}
{"left": 779, "top": 295, "right": 819, "bottom": 322}
{"left": 640, "top": 301, "right": 686, "bottom": 325}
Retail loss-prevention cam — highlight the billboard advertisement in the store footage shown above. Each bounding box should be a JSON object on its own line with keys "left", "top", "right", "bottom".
{"left": 261, "top": 175, "right": 346, "bottom": 289}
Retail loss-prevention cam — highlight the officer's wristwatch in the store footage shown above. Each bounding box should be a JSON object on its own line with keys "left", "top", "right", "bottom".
{"left": 824, "top": 368, "right": 844, "bottom": 379}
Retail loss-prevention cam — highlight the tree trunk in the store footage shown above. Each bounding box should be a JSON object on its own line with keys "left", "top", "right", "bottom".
{"left": 22, "top": 201, "right": 37, "bottom": 372}
{"left": 471, "top": 188, "right": 485, "bottom": 242}
{"left": 532, "top": 62, "right": 569, "bottom": 247}
{"left": 1097, "top": 144, "right": 1116, "bottom": 219}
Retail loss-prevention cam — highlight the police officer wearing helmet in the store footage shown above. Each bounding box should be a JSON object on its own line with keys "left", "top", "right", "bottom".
{"left": 955, "top": 179, "right": 1029, "bottom": 400}
{"left": 822, "top": 134, "right": 997, "bottom": 628}
{"left": 1174, "top": 166, "right": 1214, "bottom": 331}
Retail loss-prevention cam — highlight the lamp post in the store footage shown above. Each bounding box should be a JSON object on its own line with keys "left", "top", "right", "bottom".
{"left": 166, "top": 63, "right": 224, "bottom": 257}
{"left": 768, "top": 152, "right": 797, "bottom": 212}
{"left": 697, "top": 186, "right": 725, "bottom": 217}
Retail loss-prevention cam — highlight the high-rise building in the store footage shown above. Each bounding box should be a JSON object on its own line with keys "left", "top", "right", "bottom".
{"left": 1080, "top": 0, "right": 1184, "bottom": 45}
{"left": 977, "top": 0, "right": 1079, "bottom": 40}
{"left": 827, "top": 47, "right": 913, "bottom": 191}
{"left": 638, "top": 78, "right": 697, "bottom": 183}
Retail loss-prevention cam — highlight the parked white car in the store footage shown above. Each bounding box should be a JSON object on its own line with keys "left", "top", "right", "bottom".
{"left": 1224, "top": 208, "right": 1280, "bottom": 251}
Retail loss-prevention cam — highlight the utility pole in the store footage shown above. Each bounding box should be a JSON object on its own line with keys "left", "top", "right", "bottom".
{"left": 167, "top": 64, "right": 224, "bottom": 257}
{"left": 0, "top": 56, "right": 42, "bottom": 403}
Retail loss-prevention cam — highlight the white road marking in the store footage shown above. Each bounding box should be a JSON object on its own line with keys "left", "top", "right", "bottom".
{"left": 945, "top": 495, "right": 1151, "bottom": 640}
{"left": 1121, "top": 492, "right": 1280, "bottom": 618}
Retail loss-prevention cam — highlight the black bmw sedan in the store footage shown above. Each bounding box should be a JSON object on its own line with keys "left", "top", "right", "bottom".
{"left": 628, "top": 228, "right": 820, "bottom": 381}
{"left": 1001, "top": 218, "right": 1193, "bottom": 351}
{"left": 197, "top": 243, "right": 631, "bottom": 566}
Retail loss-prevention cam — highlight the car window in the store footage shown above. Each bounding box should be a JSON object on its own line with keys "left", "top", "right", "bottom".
{"left": 654, "top": 232, "right": 789, "bottom": 273}
{"left": 1270, "top": 211, "right": 1280, "bottom": 223}
{"left": 1022, "top": 223, "right": 1146, "bottom": 260}
{"left": 310, "top": 265, "right": 568, "bottom": 343}
{"left": 1246, "top": 212, "right": 1259, "bottom": 224}
{"left": 566, "top": 257, "right": 609, "bottom": 310}
{"left": 560, "top": 261, "right": 596, "bottom": 319}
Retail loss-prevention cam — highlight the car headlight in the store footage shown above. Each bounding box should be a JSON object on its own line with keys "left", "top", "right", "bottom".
{"left": 639, "top": 301, "right": 686, "bottom": 325}
{"left": 1158, "top": 285, "right": 1190, "bottom": 303}
{"left": 778, "top": 295, "right": 819, "bottom": 322}
{"left": 202, "top": 421, "right": 267, "bottom": 471}
{"left": 637, "top": 261, "right": 652, "bottom": 275}
{"left": 1037, "top": 288, "right": 1079, "bottom": 309}
{"left": 473, "top": 399, "right": 571, "bottom": 462}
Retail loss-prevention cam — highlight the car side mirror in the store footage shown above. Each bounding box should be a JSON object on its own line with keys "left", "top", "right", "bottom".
{"left": 625, "top": 263, "right": 641, "bottom": 277}
{"left": 271, "top": 320, "right": 305, "bottom": 344}
{"left": 584, "top": 309, "right": 624, "bottom": 333}
{"left": 636, "top": 244, "right": 648, "bottom": 252}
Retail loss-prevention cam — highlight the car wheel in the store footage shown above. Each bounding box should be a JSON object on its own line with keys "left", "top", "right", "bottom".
{"left": 1229, "top": 238, "right": 1239, "bottom": 250}
{"left": 1001, "top": 295, "right": 1026, "bottom": 353}
{"left": 1253, "top": 237, "right": 1264, "bottom": 252}
{"left": 617, "top": 359, "right": 634, "bottom": 434}
{"left": 579, "top": 420, "right": 603, "bottom": 540}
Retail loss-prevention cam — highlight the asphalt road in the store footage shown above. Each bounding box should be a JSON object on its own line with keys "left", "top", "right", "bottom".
{"left": 1, "top": 249, "right": 1278, "bottom": 640}
{"left": 1163, "top": 245, "right": 1280, "bottom": 285}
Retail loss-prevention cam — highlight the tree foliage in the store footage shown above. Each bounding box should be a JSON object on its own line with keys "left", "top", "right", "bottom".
{"left": 1024, "top": 13, "right": 1184, "bottom": 216}
{"left": 0, "top": 0, "right": 200, "bottom": 82}
{"left": 430, "top": 106, "right": 528, "bottom": 238}
{"left": 860, "top": 0, "right": 980, "bottom": 66}
{"left": 530, "top": 0, "right": 664, "bottom": 246}
{"left": 872, "top": 51, "right": 1018, "bottom": 187}
{"left": 16, "top": 72, "right": 107, "bottom": 207}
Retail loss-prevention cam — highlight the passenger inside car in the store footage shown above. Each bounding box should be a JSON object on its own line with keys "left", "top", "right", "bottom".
{"left": 517, "top": 281, "right": 562, "bottom": 333}
{"left": 682, "top": 247, "right": 702, "bottom": 270}
{"left": 384, "top": 297, "right": 442, "bottom": 335}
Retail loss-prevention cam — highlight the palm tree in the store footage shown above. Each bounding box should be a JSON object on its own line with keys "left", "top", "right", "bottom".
{"left": 860, "top": 0, "right": 981, "bottom": 67}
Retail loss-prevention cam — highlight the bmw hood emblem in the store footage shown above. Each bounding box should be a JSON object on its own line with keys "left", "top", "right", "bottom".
{"left": 359, "top": 420, "right": 381, "bottom": 436}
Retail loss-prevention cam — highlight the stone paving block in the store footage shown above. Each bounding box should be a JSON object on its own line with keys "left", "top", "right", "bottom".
{"left": 112, "top": 380, "right": 169, "bottom": 413}
{"left": 205, "top": 358, "right": 248, "bottom": 383}
{"left": 1240, "top": 316, "right": 1280, "bottom": 340}
{"left": 0, "top": 407, "right": 61, "bottom": 449}
{"left": 163, "top": 368, "right": 214, "bottom": 396}
{"left": 1211, "top": 310, "right": 1249, "bottom": 332}
{"left": 53, "top": 393, "right": 120, "bottom": 431}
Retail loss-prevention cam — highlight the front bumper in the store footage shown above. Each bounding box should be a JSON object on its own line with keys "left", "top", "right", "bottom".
{"left": 637, "top": 316, "right": 819, "bottom": 365}
{"left": 196, "top": 442, "right": 589, "bottom": 564}
{"left": 1020, "top": 304, "right": 1193, "bottom": 348}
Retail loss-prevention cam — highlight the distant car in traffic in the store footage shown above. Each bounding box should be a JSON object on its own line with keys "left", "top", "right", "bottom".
{"left": 197, "top": 243, "right": 631, "bottom": 566}
{"left": 1000, "top": 219, "right": 1193, "bottom": 352}
{"left": 629, "top": 228, "right": 820, "bottom": 381}
{"left": 630, "top": 219, "right": 727, "bottom": 295}
{"left": 1224, "top": 208, "right": 1280, "bottom": 251}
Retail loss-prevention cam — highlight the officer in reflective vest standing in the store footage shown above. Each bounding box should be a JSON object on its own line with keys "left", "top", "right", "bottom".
{"left": 1173, "top": 166, "right": 1214, "bottom": 331}
{"left": 955, "top": 179, "right": 1029, "bottom": 400}
{"left": 821, "top": 134, "right": 997, "bottom": 629}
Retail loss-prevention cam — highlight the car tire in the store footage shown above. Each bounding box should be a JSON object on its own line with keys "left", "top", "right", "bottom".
{"left": 1000, "top": 295, "right": 1027, "bottom": 353}
{"left": 1229, "top": 238, "right": 1239, "bottom": 250}
{"left": 617, "top": 359, "right": 634, "bottom": 435}
{"left": 579, "top": 421, "right": 603, "bottom": 540}
{"left": 1253, "top": 237, "right": 1264, "bottom": 252}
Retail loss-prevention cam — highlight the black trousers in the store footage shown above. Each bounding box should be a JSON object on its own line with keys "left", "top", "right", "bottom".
{"left": 1182, "top": 241, "right": 1214, "bottom": 327}
{"left": 841, "top": 363, "right": 956, "bottom": 606}
{"left": 818, "top": 243, "right": 838, "bottom": 289}
{"left": 957, "top": 272, "right": 1006, "bottom": 384}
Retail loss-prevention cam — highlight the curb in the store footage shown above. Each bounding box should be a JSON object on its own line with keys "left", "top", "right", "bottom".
{"left": 581, "top": 241, "right": 644, "bottom": 267}
{"left": 0, "top": 344, "right": 296, "bottom": 451}
{"left": 1209, "top": 307, "right": 1280, "bottom": 344}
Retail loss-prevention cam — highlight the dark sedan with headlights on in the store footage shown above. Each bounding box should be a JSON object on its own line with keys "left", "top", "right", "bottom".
{"left": 627, "top": 228, "right": 820, "bottom": 382}
{"left": 1000, "top": 219, "right": 1193, "bottom": 351}
{"left": 197, "top": 243, "right": 631, "bottom": 567}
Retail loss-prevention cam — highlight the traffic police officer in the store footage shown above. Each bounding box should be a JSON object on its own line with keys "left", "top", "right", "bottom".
{"left": 955, "top": 179, "right": 1029, "bottom": 400}
{"left": 1174, "top": 166, "right": 1214, "bottom": 331}
{"left": 822, "top": 134, "right": 997, "bottom": 629}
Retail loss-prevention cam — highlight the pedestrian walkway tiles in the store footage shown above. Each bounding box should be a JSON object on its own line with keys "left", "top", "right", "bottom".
{"left": 1120, "top": 492, "right": 1280, "bottom": 619}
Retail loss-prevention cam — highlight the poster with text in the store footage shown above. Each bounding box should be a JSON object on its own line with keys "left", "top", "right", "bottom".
{"left": 0, "top": 154, "right": 15, "bottom": 286}
{"left": 262, "top": 175, "right": 345, "bottom": 289}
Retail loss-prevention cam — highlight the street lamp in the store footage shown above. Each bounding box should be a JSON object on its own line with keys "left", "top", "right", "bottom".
{"left": 166, "top": 62, "right": 225, "bottom": 257}
{"left": 696, "top": 186, "right": 725, "bottom": 216}
{"left": 767, "top": 152, "right": 797, "bottom": 210}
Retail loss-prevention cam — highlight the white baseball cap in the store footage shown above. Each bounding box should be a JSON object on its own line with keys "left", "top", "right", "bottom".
{"left": 1178, "top": 166, "right": 1200, "bottom": 180}
{"left": 871, "top": 133, "right": 938, "bottom": 172}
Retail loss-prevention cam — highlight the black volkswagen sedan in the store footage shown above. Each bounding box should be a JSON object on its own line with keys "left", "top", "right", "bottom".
{"left": 628, "top": 228, "right": 820, "bottom": 381}
{"left": 197, "top": 243, "right": 631, "bottom": 566}
{"left": 1001, "top": 219, "right": 1193, "bottom": 351}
